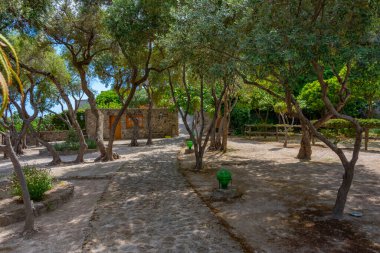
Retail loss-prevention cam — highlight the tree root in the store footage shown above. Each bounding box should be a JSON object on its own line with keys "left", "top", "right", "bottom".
{"left": 111, "top": 152, "right": 120, "bottom": 160}
{"left": 21, "top": 228, "right": 39, "bottom": 239}
{"left": 94, "top": 152, "right": 120, "bottom": 162}
{"left": 47, "top": 160, "right": 62, "bottom": 166}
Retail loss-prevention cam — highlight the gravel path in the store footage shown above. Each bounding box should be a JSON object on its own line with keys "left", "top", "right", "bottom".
{"left": 82, "top": 139, "right": 243, "bottom": 253}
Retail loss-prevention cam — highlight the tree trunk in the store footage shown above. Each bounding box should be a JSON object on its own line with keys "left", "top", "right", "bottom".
{"left": 4, "top": 135, "right": 35, "bottom": 234}
{"left": 297, "top": 123, "right": 312, "bottom": 160}
{"left": 332, "top": 162, "right": 354, "bottom": 219}
{"left": 93, "top": 110, "right": 107, "bottom": 158}
{"left": 209, "top": 124, "right": 217, "bottom": 151}
{"left": 106, "top": 85, "right": 138, "bottom": 160}
{"left": 22, "top": 135, "right": 28, "bottom": 149}
{"left": 77, "top": 67, "right": 106, "bottom": 160}
{"left": 72, "top": 118, "right": 87, "bottom": 163}
{"left": 283, "top": 125, "right": 288, "bottom": 148}
{"left": 15, "top": 141, "right": 24, "bottom": 155}
{"left": 194, "top": 143, "right": 204, "bottom": 170}
{"left": 11, "top": 126, "right": 25, "bottom": 156}
{"left": 29, "top": 128, "right": 61, "bottom": 165}
{"left": 50, "top": 78, "right": 87, "bottom": 163}
{"left": 212, "top": 109, "right": 223, "bottom": 150}
{"left": 221, "top": 99, "right": 230, "bottom": 152}
{"left": 364, "top": 128, "right": 369, "bottom": 151}
{"left": 264, "top": 109, "right": 269, "bottom": 123}
{"left": 280, "top": 114, "right": 288, "bottom": 148}
{"left": 215, "top": 116, "right": 224, "bottom": 149}
{"left": 146, "top": 89, "right": 153, "bottom": 146}
{"left": 209, "top": 88, "right": 221, "bottom": 151}
{"left": 130, "top": 114, "right": 139, "bottom": 147}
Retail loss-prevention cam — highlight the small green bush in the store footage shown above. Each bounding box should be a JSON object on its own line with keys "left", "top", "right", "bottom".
{"left": 66, "top": 128, "right": 79, "bottom": 143}
{"left": 319, "top": 118, "right": 380, "bottom": 129}
{"left": 11, "top": 166, "right": 53, "bottom": 201}
{"left": 54, "top": 139, "right": 96, "bottom": 151}
{"left": 86, "top": 139, "right": 97, "bottom": 149}
{"left": 53, "top": 142, "right": 80, "bottom": 151}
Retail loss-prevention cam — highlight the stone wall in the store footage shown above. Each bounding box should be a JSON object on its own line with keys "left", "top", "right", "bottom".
{"left": 39, "top": 131, "right": 69, "bottom": 142}
{"left": 26, "top": 131, "right": 69, "bottom": 145}
{"left": 85, "top": 108, "right": 178, "bottom": 140}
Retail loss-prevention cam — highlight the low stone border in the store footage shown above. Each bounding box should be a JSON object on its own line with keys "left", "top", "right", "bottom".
{"left": 39, "top": 149, "right": 97, "bottom": 156}
{"left": 0, "top": 181, "right": 74, "bottom": 227}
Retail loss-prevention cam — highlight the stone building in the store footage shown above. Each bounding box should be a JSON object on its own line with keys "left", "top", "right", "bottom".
{"left": 85, "top": 108, "right": 178, "bottom": 140}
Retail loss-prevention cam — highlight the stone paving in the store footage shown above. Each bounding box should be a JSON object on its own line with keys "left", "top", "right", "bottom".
{"left": 82, "top": 139, "right": 243, "bottom": 253}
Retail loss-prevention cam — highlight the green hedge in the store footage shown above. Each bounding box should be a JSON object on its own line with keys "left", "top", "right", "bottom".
{"left": 245, "top": 119, "right": 380, "bottom": 130}
{"left": 320, "top": 119, "right": 380, "bottom": 129}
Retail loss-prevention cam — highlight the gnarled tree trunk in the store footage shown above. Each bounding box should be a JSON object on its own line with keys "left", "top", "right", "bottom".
{"left": 3, "top": 135, "right": 35, "bottom": 234}
{"left": 332, "top": 161, "right": 354, "bottom": 218}
{"left": 146, "top": 88, "right": 153, "bottom": 146}
{"left": 77, "top": 67, "right": 106, "bottom": 160}
{"left": 221, "top": 100, "right": 230, "bottom": 152}
{"left": 130, "top": 114, "right": 139, "bottom": 147}
{"left": 297, "top": 123, "right": 312, "bottom": 159}
{"left": 106, "top": 85, "right": 138, "bottom": 160}
{"left": 194, "top": 142, "right": 204, "bottom": 171}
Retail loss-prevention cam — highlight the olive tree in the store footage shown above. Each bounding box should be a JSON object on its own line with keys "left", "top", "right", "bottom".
{"left": 104, "top": 0, "right": 175, "bottom": 159}
{"left": 238, "top": 0, "right": 379, "bottom": 219}
{"left": 166, "top": 0, "right": 241, "bottom": 169}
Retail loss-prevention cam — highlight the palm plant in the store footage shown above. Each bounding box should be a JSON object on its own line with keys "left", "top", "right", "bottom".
{"left": 0, "top": 33, "right": 23, "bottom": 116}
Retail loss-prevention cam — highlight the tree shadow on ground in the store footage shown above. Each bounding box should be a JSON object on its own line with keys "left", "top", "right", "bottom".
{"left": 0, "top": 180, "right": 108, "bottom": 253}
{"left": 0, "top": 138, "right": 179, "bottom": 179}
{"left": 82, "top": 147, "right": 243, "bottom": 252}
{"left": 189, "top": 152, "right": 380, "bottom": 253}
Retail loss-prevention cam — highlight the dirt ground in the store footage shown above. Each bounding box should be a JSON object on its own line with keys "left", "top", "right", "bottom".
{"left": 1, "top": 132, "right": 379, "bottom": 252}
{"left": 0, "top": 137, "right": 243, "bottom": 253}
{"left": 181, "top": 137, "right": 380, "bottom": 253}
{"left": 0, "top": 140, "right": 146, "bottom": 181}
{"left": 0, "top": 179, "right": 108, "bottom": 253}
{"left": 0, "top": 140, "right": 166, "bottom": 253}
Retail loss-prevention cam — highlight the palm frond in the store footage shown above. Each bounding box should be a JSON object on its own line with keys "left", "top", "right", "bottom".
{"left": 0, "top": 33, "right": 24, "bottom": 117}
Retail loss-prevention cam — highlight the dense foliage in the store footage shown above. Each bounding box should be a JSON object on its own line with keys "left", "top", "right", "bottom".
{"left": 11, "top": 166, "right": 52, "bottom": 201}
{"left": 321, "top": 119, "right": 380, "bottom": 129}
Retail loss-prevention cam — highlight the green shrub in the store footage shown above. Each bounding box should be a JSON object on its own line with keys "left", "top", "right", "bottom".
{"left": 86, "top": 139, "right": 97, "bottom": 149}
{"left": 11, "top": 166, "right": 53, "bottom": 201}
{"left": 370, "top": 128, "right": 380, "bottom": 137}
{"left": 53, "top": 142, "right": 80, "bottom": 151}
{"left": 319, "top": 118, "right": 380, "bottom": 129}
{"left": 53, "top": 142, "right": 65, "bottom": 151}
{"left": 54, "top": 139, "right": 96, "bottom": 151}
{"left": 66, "top": 128, "right": 79, "bottom": 143}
